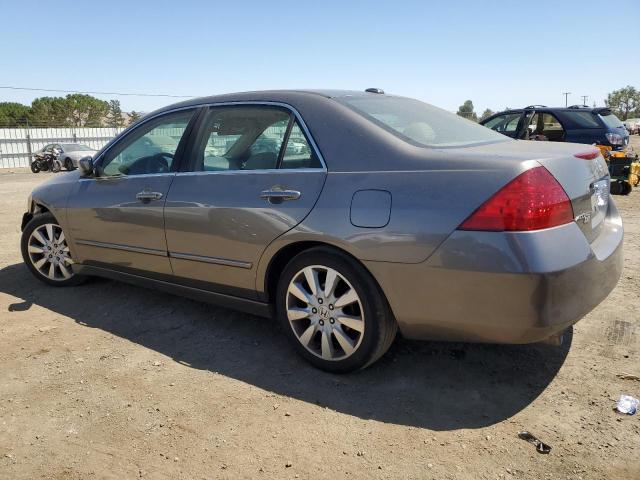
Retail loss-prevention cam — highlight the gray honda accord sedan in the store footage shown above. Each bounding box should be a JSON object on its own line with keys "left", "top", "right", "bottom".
{"left": 20, "top": 89, "right": 623, "bottom": 372}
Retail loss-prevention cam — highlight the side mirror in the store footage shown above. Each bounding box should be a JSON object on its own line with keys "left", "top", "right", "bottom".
{"left": 78, "top": 156, "right": 94, "bottom": 176}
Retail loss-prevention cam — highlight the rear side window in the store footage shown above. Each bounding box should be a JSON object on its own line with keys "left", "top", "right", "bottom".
{"left": 563, "top": 111, "right": 601, "bottom": 128}
{"left": 599, "top": 113, "right": 624, "bottom": 129}
{"left": 281, "top": 121, "right": 321, "bottom": 169}
{"left": 191, "top": 105, "right": 321, "bottom": 171}
{"left": 338, "top": 96, "right": 508, "bottom": 147}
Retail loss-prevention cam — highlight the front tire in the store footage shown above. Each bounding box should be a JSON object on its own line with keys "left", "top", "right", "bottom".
{"left": 21, "top": 213, "right": 84, "bottom": 286}
{"left": 30, "top": 162, "right": 41, "bottom": 173}
{"left": 64, "top": 157, "right": 75, "bottom": 171}
{"left": 276, "top": 247, "right": 397, "bottom": 373}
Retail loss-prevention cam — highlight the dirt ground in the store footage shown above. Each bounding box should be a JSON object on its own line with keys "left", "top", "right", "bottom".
{"left": 0, "top": 144, "right": 639, "bottom": 479}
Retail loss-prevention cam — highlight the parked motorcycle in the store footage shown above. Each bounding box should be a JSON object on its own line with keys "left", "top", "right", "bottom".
{"left": 30, "top": 147, "right": 63, "bottom": 174}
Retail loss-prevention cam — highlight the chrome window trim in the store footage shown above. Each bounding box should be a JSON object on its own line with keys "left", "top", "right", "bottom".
{"left": 175, "top": 168, "right": 325, "bottom": 177}
{"left": 78, "top": 172, "right": 176, "bottom": 182}
{"left": 93, "top": 101, "right": 327, "bottom": 174}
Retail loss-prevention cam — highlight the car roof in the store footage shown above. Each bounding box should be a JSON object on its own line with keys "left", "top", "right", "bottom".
{"left": 149, "top": 89, "right": 382, "bottom": 114}
{"left": 492, "top": 106, "right": 607, "bottom": 114}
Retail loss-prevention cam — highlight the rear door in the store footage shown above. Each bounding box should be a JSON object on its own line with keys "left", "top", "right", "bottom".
{"left": 66, "top": 109, "right": 196, "bottom": 275}
{"left": 164, "top": 104, "right": 327, "bottom": 297}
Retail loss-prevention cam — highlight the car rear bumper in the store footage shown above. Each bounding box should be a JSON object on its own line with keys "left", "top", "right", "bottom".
{"left": 365, "top": 200, "right": 624, "bottom": 344}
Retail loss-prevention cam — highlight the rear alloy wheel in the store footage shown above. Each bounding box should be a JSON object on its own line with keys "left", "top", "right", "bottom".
{"left": 276, "top": 247, "right": 397, "bottom": 372}
{"left": 21, "top": 213, "right": 84, "bottom": 286}
{"left": 64, "top": 157, "right": 75, "bottom": 171}
{"left": 286, "top": 265, "right": 365, "bottom": 361}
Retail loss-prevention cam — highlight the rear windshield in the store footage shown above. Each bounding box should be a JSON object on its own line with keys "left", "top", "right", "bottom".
{"left": 337, "top": 96, "right": 508, "bottom": 147}
{"left": 599, "top": 113, "right": 624, "bottom": 129}
{"left": 60, "top": 143, "right": 93, "bottom": 151}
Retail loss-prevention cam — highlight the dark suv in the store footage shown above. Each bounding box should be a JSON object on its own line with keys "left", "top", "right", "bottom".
{"left": 480, "top": 106, "right": 629, "bottom": 150}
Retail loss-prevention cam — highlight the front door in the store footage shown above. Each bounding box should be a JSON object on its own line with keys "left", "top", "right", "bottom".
{"left": 164, "top": 104, "right": 327, "bottom": 297}
{"left": 66, "top": 109, "right": 196, "bottom": 275}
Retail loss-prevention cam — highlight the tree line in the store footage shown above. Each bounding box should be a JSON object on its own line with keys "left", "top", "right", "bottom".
{"left": 456, "top": 85, "right": 640, "bottom": 122}
{"left": 0, "top": 94, "right": 142, "bottom": 128}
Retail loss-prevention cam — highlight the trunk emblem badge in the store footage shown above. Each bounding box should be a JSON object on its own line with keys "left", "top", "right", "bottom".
{"left": 575, "top": 212, "right": 591, "bottom": 224}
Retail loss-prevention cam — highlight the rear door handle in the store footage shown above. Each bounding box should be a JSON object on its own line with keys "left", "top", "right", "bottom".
{"left": 260, "top": 189, "right": 301, "bottom": 202}
{"left": 136, "top": 190, "right": 163, "bottom": 202}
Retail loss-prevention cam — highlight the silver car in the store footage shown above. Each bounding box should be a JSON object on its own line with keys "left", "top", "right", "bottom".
{"left": 35, "top": 143, "right": 97, "bottom": 170}
{"left": 20, "top": 90, "right": 623, "bottom": 372}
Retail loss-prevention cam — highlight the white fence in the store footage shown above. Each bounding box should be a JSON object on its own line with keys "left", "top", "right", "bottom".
{"left": 0, "top": 127, "right": 126, "bottom": 169}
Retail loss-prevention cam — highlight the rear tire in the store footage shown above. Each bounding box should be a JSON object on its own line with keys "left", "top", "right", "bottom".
{"left": 276, "top": 247, "right": 397, "bottom": 373}
{"left": 64, "top": 158, "right": 75, "bottom": 171}
{"left": 21, "top": 212, "right": 85, "bottom": 287}
{"left": 610, "top": 181, "right": 622, "bottom": 195}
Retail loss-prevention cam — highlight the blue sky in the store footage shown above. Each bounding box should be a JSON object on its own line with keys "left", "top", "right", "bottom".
{"left": 2, "top": 0, "right": 639, "bottom": 114}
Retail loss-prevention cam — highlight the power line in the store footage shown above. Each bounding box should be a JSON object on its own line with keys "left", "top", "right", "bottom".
{"left": 0, "top": 86, "right": 196, "bottom": 98}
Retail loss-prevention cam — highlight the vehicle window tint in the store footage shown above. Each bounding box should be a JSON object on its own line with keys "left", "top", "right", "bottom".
{"left": 194, "top": 106, "right": 290, "bottom": 171}
{"left": 338, "top": 96, "right": 508, "bottom": 147}
{"left": 564, "top": 111, "right": 600, "bottom": 128}
{"left": 280, "top": 121, "right": 321, "bottom": 169}
{"left": 527, "top": 113, "right": 565, "bottom": 142}
{"left": 484, "top": 113, "right": 521, "bottom": 133}
{"left": 100, "top": 110, "right": 193, "bottom": 176}
{"left": 599, "top": 113, "right": 624, "bottom": 129}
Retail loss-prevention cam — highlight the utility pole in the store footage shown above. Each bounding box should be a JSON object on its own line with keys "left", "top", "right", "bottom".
{"left": 580, "top": 95, "right": 588, "bottom": 106}
{"left": 562, "top": 92, "right": 571, "bottom": 107}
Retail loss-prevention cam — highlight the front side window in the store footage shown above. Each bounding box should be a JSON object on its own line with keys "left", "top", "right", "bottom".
{"left": 192, "top": 105, "right": 321, "bottom": 171}
{"left": 99, "top": 110, "right": 193, "bottom": 176}
{"left": 338, "top": 96, "right": 509, "bottom": 147}
{"left": 483, "top": 113, "right": 522, "bottom": 133}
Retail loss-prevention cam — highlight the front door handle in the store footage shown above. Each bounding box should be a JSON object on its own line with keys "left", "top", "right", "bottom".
{"left": 260, "top": 189, "right": 301, "bottom": 203}
{"left": 136, "top": 190, "right": 163, "bottom": 202}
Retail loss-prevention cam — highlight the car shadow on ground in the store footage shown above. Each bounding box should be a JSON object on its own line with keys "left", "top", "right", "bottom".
{"left": 0, "top": 263, "right": 571, "bottom": 431}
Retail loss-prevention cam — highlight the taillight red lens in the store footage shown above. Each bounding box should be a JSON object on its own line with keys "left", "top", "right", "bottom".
{"left": 459, "top": 166, "right": 574, "bottom": 231}
{"left": 574, "top": 150, "right": 600, "bottom": 160}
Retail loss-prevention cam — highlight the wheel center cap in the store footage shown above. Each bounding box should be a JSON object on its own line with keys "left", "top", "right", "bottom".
{"left": 318, "top": 306, "right": 330, "bottom": 320}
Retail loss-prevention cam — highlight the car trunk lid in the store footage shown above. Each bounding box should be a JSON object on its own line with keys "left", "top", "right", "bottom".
{"left": 455, "top": 140, "right": 610, "bottom": 243}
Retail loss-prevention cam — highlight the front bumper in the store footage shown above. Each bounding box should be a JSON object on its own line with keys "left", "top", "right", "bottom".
{"left": 365, "top": 201, "right": 624, "bottom": 344}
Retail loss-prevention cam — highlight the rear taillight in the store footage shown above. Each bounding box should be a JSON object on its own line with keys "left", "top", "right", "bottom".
{"left": 574, "top": 150, "right": 600, "bottom": 160}
{"left": 459, "top": 166, "right": 574, "bottom": 232}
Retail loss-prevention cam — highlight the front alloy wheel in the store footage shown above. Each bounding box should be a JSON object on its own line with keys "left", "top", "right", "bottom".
{"left": 27, "top": 223, "right": 73, "bottom": 280}
{"left": 21, "top": 213, "right": 84, "bottom": 286}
